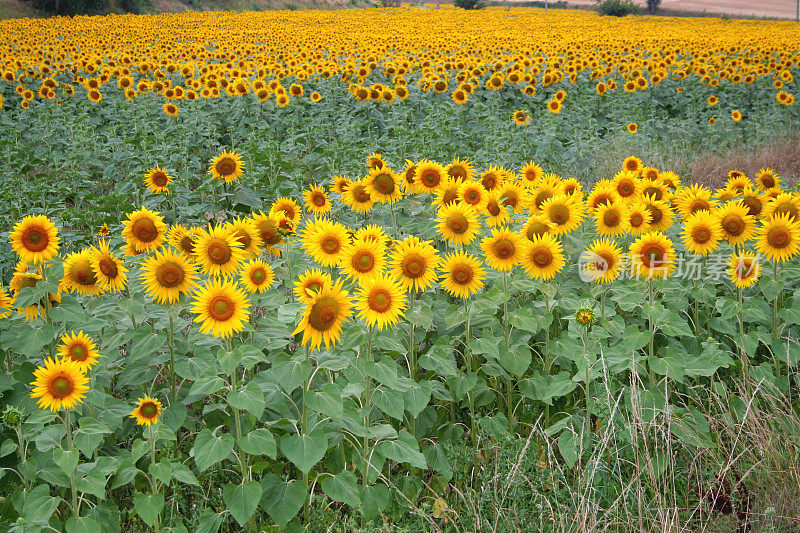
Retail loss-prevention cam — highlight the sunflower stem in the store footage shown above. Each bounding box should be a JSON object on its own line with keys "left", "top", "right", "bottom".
{"left": 302, "top": 345, "right": 311, "bottom": 525}
{"left": 502, "top": 272, "right": 514, "bottom": 433}
{"left": 168, "top": 315, "right": 176, "bottom": 404}
{"left": 772, "top": 260, "right": 782, "bottom": 378}
{"left": 738, "top": 287, "right": 749, "bottom": 388}
{"left": 544, "top": 293, "right": 551, "bottom": 426}
{"left": 648, "top": 279, "right": 655, "bottom": 388}
{"left": 63, "top": 409, "right": 79, "bottom": 518}
{"left": 463, "top": 297, "right": 478, "bottom": 454}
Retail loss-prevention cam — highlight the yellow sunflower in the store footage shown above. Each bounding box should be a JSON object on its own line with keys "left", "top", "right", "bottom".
{"left": 226, "top": 218, "right": 263, "bottom": 257}
{"left": 9, "top": 214, "right": 60, "bottom": 265}
{"left": 209, "top": 150, "right": 244, "bottom": 184}
{"left": 364, "top": 166, "right": 403, "bottom": 204}
{"left": 458, "top": 181, "right": 489, "bottom": 211}
{"left": 728, "top": 252, "right": 761, "bottom": 289}
{"left": 240, "top": 258, "right": 275, "bottom": 293}
{"left": 141, "top": 248, "right": 198, "bottom": 304}
{"left": 293, "top": 278, "right": 352, "bottom": 350}
{"left": 641, "top": 195, "right": 675, "bottom": 232}
{"left": 439, "top": 251, "right": 486, "bottom": 299}
{"left": 622, "top": 156, "right": 642, "bottom": 175}
{"left": 339, "top": 239, "right": 386, "bottom": 283}
{"left": 303, "top": 184, "right": 332, "bottom": 215}
{"left": 740, "top": 187, "right": 766, "bottom": 218}
{"left": 432, "top": 178, "right": 463, "bottom": 209}
{"left": 763, "top": 192, "right": 800, "bottom": 222}
{"left": 62, "top": 249, "right": 104, "bottom": 296}
{"left": 144, "top": 166, "right": 172, "bottom": 194}
{"left": 519, "top": 233, "right": 565, "bottom": 281}
{"left": 366, "top": 152, "right": 386, "bottom": 169}
{"left": 436, "top": 203, "right": 481, "bottom": 246}
{"left": 252, "top": 212, "right": 285, "bottom": 254}
{"left": 594, "top": 202, "right": 630, "bottom": 237}
{"left": 447, "top": 157, "right": 475, "bottom": 182}
{"left": 57, "top": 331, "right": 99, "bottom": 372}
{"left": 341, "top": 180, "right": 376, "bottom": 214}
{"left": 191, "top": 279, "right": 251, "bottom": 338}
{"left": 586, "top": 185, "right": 621, "bottom": 215}
{"left": 389, "top": 235, "right": 440, "bottom": 293}
{"left": 521, "top": 214, "right": 556, "bottom": 242}
{"left": 681, "top": 210, "right": 723, "bottom": 256}
{"left": 0, "top": 285, "right": 12, "bottom": 319}
{"left": 581, "top": 238, "right": 623, "bottom": 284}
{"left": 30, "top": 357, "right": 89, "bottom": 412}
{"left": 716, "top": 201, "right": 756, "bottom": 245}
{"left": 484, "top": 192, "right": 511, "bottom": 227}
{"left": 755, "top": 168, "right": 780, "bottom": 191}
{"left": 90, "top": 239, "right": 128, "bottom": 293}
{"left": 626, "top": 201, "right": 653, "bottom": 235}
{"left": 414, "top": 160, "right": 447, "bottom": 194}
{"left": 301, "top": 218, "right": 350, "bottom": 268}
{"left": 480, "top": 228, "right": 522, "bottom": 272}
{"left": 519, "top": 161, "right": 544, "bottom": 189}
{"left": 294, "top": 268, "right": 332, "bottom": 303}
{"left": 629, "top": 231, "right": 676, "bottom": 279}
{"left": 130, "top": 395, "right": 163, "bottom": 426}
{"left": 122, "top": 207, "right": 167, "bottom": 253}
{"left": 540, "top": 194, "right": 585, "bottom": 235}
{"left": 193, "top": 224, "right": 247, "bottom": 278}
{"left": 755, "top": 213, "right": 800, "bottom": 262}
{"left": 330, "top": 175, "right": 352, "bottom": 195}
{"left": 677, "top": 184, "right": 718, "bottom": 218}
{"left": 355, "top": 274, "right": 407, "bottom": 330}
{"left": 270, "top": 197, "right": 302, "bottom": 226}
{"left": 499, "top": 182, "right": 528, "bottom": 214}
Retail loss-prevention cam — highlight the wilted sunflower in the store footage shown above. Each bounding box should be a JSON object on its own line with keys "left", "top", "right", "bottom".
{"left": 57, "top": 331, "right": 99, "bottom": 372}
{"left": 303, "top": 184, "right": 332, "bottom": 215}
{"left": 481, "top": 228, "right": 522, "bottom": 272}
{"left": 240, "top": 258, "right": 274, "bottom": 293}
{"left": 62, "top": 249, "right": 104, "bottom": 296}
{"left": 389, "top": 235, "right": 440, "bottom": 293}
{"left": 269, "top": 197, "right": 301, "bottom": 226}
{"left": 294, "top": 268, "right": 332, "bottom": 303}
{"left": 439, "top": 251, "right": 486, "bottom": 299}
{"left": 122, "top": 207, "right": 167, "bottom": 253}
{"left": 141, "top": 248, "right": 198, "bottom": 304}
{"left": 293, "top": 278, "right": 352, "bottom": 350}
{"left": 30, "top": 357, "right": 89, "bottom": 412}
{"left": 414, "top": 160, "right": 447, "bottom": 194}
{"left": 208, "top": 150, "right": 244, "bottom": 184}
{"left": 10, "top": 214, "right": 60, "bottom": 265}
{"left": 681, "top": 210, "right": 723, "bottom": 256}
{"left": 191, "top": 279, "right": 251, "bottom": 338}
{"left": 364, "top": 166, "right": 403, "bottom": 203}
{"left": 436, "top": 203, "right": 481, "bottom": 246}
{"left": 355, "top": 274, "right": 407, "bottom": 330}
{"left": 302, "top": 218, "right": 350, "bottom": 268}
{"left": 130, "top": 395, "right": 163, "bottom": 426}
{"left": 340, "top": 239, "right": 386, "bottom": 283}
{"left": 716, "top": 201, "right": 756, "bottom": 245}
{"left": 594, "top": 201, "right": 630, "bottom": 237}
{"left": 755, "top": 212, "right": 800, "bottom": 262}
{"left": 194, "top": 224, "right": 247, "bottom": 278}
{"left": 581, "top": 238, "right": 623, "bottom": 284}
{"left": 520, "top": 233, "right": 565, "bottom": 281}
{"left": 90, "top": 239, "right": 128, "bottom": 292}
{"left": 144, "top": 166, "right": 172, "bottom": 194}
{"left": 540, "top": 194, "right": 585, "bottom": 235}
{"left": 629, "top": 231, "right": 675, "bottom": 279}
{"left": 226, "top": 218, "right": 263, "bottom": 257}
{"left": 728, "top": 252, "right": 761, "bottom": 289}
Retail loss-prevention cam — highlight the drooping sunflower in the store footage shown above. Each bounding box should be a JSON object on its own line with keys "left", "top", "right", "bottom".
{"left": 62, "top": 249, "right": 104, "bottom": 296}
{"left": 594, "top": 202, "right": 630, "bottom": 237}
{"left": 581, "top": 238, "right": 623, "bottom": 284}
{"left": 9, "top": 214, "right": 60, "bottom": 264}
{"left": 141, "top": 248, "right": 198, "bottom": 304}
{"left": 484, "top": 192, "right": 511, "bottom": 227}
{"left": 122, "top": 207, "right": 167, "bottom": 253}
{"left": 755, "top": 212, "right": 800, "bottom": 262}
{"left": 341, "top": 180, "right": 376, "bottom": 214}
{"left": 389, "top": 235, "right": 440, "bottom": 293}
{"left": 439, "top": 250, "right": 486, "bottom": 299}
{"left": 728, "top": 252, "right": 761, "bottom": 289}
{"left": 301, "top": 218, "right": 350, "bottom": 268}
{"left": 240, "top": 258, "right": 274, "bottom": 293}
{"left": 191, "top": 279, "right": 251, "bottom": 338}
{"left": 303, "top": 184, "right": 332, "bottom": 215}
{"left": 252, "top": 212, "right": 285, "bottom": 254}
{"left": 208, "top": 150, "right": 244, "bottom": 184}
{"left": 432, "top": 178, "right": 463, "bottom": 209}
{"left": 193, "top": 224, "right": 247, "bottom": 278}
{"left": 57, "top": 331, "right": 99, "bottom": 372}
{"left": 436, "top": 203, "right": 481, "bottom": 246}
{"left": 520, "top": 233, "right": 565, "bottom": 281}
{"left": 144, "top": 166, "right": 172, "bottom": 194}
{"left": 355, "top": 274, "right": 407, "bottom": 330}
{"left": 629, "top": 231, "right": 676, "bottom": 279}
{"left": 293, "top": 279, "right": 352, "bottom": 350}
{"left": 641, "top": 194, "right": 675, "bottom": 232}
{"left": 481, "top": 228, "right": 522, "bottom": 272}
{"left": 90, "top": 239, "right": 128, "bottom": 293}
{"left": 269, "top": 197, "right": 301, "bottom": 226}
{"left": 681, "top": 210, "right": 723, "bottom": 256}
{"left": 130, "top": 395, "right": 163, "bottom": 426}
{"left": 763, "top": 192, "right": 800, "bottom": 222}
{"left": 716, "top": 201, "right": 756, "bottom": 245}
{"left": 539, "top": 194, "right": 585, "bottom": 235}
{"left": 226, "top": 218, "right": 263, "bottom": 257}
{"left": 364, "top": 166, "right": 403, "bottom": 204}
{"left": 366, "top": 152, "right": 386, "bottom": 170}
{"left": 29, "top": 357, "right": 89, "bottom": 412}
{"left": 414, "top": 160, "right": 447, "bottom": 194}
{"left": 499, "top": 182, "right": 527, "bottom": 214}
{"left": 294, "top": 269, "right": 332, "bottom": 304}
{"left": 339, "top": 239, "right": 386, "bottom": 283}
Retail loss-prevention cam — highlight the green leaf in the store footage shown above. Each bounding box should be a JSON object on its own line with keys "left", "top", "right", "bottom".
{"left": 238, "top": 428, "right": 277, "bottom": 458}
{"left": 74, "top": 418, "right": 112, "bottom": 457}
{"left": 375, "top": 430, "right": 426, "bottom": 469}
{"left": 320, "top": 470, "right": 361, "bottom": 509}
{"left": 260, "top": 474, "right": 306, "bottom": 527}
{"left": 21, "top": 484, "right": 60, "bottom": 524}
{"left": 223, "top": 481, "right": 262, "bottom": 526}
{"left": 75, "top": 469, "right": 107, "bottom": 499}
{"left": 186, "top": 376, "right": 226, "bottom": 401}
{"left": 232, "top": 187, "right": 263, "bottom": 209}
{"left": 195, "top": 508, "right": 225, "bottom": 533}
{"left": 419, "top": 338, "right": 458, "bottom": 377}
{"left": 217, "top": 348, "right": 242, "bottom": 376}
{"left": 497, "top": 344, "right": 531, "bottom": 377}
{"left": 404, "top": 381, "right": 432, "bottom": 418}
{"left": 280, "top": 429, "right": 328, "bottom": 474}
{"left": 149, "top": 459, "right": 173, "bottom": 486}
{"left": 371, "top": 387, "right": 405, "bottom": 421}
{"left": 557, "top": 430, "right": 578, "bottom": 468}
{"left": 519, "top": 371, "right": 577, "bottom": 406}
{"left": 228, "top": 382, "right": 265, "bottom": 419}
{"left": 306, "top": 383, "right": 343, "bottom": 419}
{"left": 171, "top": 463, "right": 200, "bottom": 486}
{"left": 65, "top": 516, "right": 101, "bottom": 533}
{"left": 53, "top": 447, "right": 79, "bottom": 475}
{"left": 360, "top": 484, "right": 390, "bottom": 521}
{"left": 422, "top": 442, "right": 452, "bottom": 480}
{"left": 134, "top": 492, "right": 164, "bottom": 527}
{"left": 271, "top": 353, "right": 312, "bottom": 393}
{"left": 0, "top": 439, "right": 18, "bottom": 457}
{"left": 193, "top": 429, "right": 235, "bottom": 472}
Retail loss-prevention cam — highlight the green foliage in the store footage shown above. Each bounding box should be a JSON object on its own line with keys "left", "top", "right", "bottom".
{"left": 596, "top": 0, "right": 639, "bottom": 16}
{"left": 454, "top": 0, "right": 486, "bottom": 10}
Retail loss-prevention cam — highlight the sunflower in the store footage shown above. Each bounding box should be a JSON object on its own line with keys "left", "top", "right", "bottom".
{"left": 302, "top": 218, "right": 350, "bottom": 268}
{"left": 310, "top": 91, "right": 321, "bottom": 103}
{"left": 612, "top": 171, "right": 640, "bottom": 199}
{"left": 436, "top": 203, "right": 481, "bottom": 246}
{"left": 339, "top": 239, "right": 386, "bottom": 283}
{"left": 293, "top": 278, "right": 352, "bottom": 350}
{"left": 168, "top": 224, "right": 200, "bottom": 258}
{"left": 629, "top": 231, "right": 676, "bottom": 279}
{"left": 98, "top": 223, "right": 110, "bottom": 237}
{"left": 755, "top": 168, "right": 780, "bottom": 191}
{"left": 290, "top": 267, "right": 332, "bottom": 303}
{"left": 62, "top": 249, "right": 104, "bottom": 296}
{"left": 439, "top": 251, "right": 486, "bottom": 299}
{"left": 626, "top": 201, "right": 653, "bottom": 235}
{"left": 57, "top": 331, "right": 99, "bottom": 372}
{"left": 364, "top": 166, "right": 403, "bottom": 203}
{"left": 681, "top": 210, "right": 723, "bottom": 256}
{"left": 677, "top": 184, "right": 718, "bottom": 218}
{"left": 389, "top": 235, "right": 440, "bottom": 293}
{"left": 581, "top": 238, "right": 623, "bottom": 283}
{"left": 519, "top": 233, "right": 565, "bottom": 281}
{"left": 87, "top": 89, "right": 102, "bottom": 103}
{"left": 10, "top": 264, "right": 50, "bottom": 321}
{"left": 303, "top": 184, "right": 332, "bottom": 215}
{"left": 763, "top": 192, "right": 800, "bottom": 222}
{"left": 163, "top": 103, "right": 179, "bottom": 117}
{"left": 740, "top": 187, "right": 766, "bottom": 218}
{"left": 561, "top": 178, "right": 582, "bottom": 197}
{"left": 484, "top": 192, "right": 511, "bottom": 227}
{"left": 9, "top": 214, "right": 60, "bottom": 264}
{"left": 641, "top": 194, "right": 675, "bottom": 232}
{"left": 130, "top": 395, "right": 163, "bottom": 426}
{"left": 341, "top": 180, "right": 376, "bottom": 214}
{"left": 481, "top": 228, "right": 522, "bottom": 272}
{"left": 458, "top": 181, "right": 489, "bottom": 211}
{"left": 627, "top": 122, "right": 638, "bottom": 134}
{"left": 401, "top": 160, "right": 419, "bottom": 193}
{"left": 193, "top": 224, "right": 246, "bottom": 278}
{"left": 0, "top": 285, "right": 12, "bottom": 319}
{"left": 353, "top": 225, "right": 386, "bottom": 245}
{"left": 527, "top": 174, "right": 563, "bottom": 211}
{"left": 547, "top": 98, "right": 562, "bottom": 114}
{"left": 639, "top": 178, "right": 670, "bottom": 203}
{"left": 330, "top": 175, "right": 352, "bottom": 195}
{"left": 447, "top": 157, "right": 475, "bottom": 182}
{"left": 239, "top": 258, "right": 274, "bottom": 294}
{"left": 755, "top": 213, "right": 800, "bottom": 262}
{"left": 585, "top": 185, "right": 621, "bottom": 214}
{"left": 540, "top": 194, "right": 585, "bottom": 235}
{"left": 731, "top": 110, "right": 742, "bottom": 122}
{"left": 622, "top": 156, "right": 642, "bottom": 175}
{"left": 208, "top": 150, "right": 244, "bottom": 184}
{"left": 142, "top": 166, "right": 172, "bottom": 194}
{"left": 122, "top": 207, "right": 167, "bottom": 253}
{"left": 366, "top": 152, "right": 385, "bottom": 169}
{"left": 519, "top": 161, "right": 544, "bottom": 188}
{"left": 355, "top": 274, "right": 407, "bottom": 330}
{"left": 658, "top": 171, "right": 681, "bottom": 191}
{"left": 90, "top": 239, "right": 128, "bottom": 292}
{"left": 226, "top": 218, "right": 263, "bottom": 257}
{"left": 269, "top": 197, "right": 301, "bottom": 226}
{"left": 512, "top": 109, "right": 530, "bottom": 125}
{"left": 594, "top": 202, "right": 630, "bottom": 237}
{"left": 414, "top": 160, "right": 447, "bottom": 194}
{"left": 716, "top": 201, "right": 756, "bottom": 245}
{"left": 499, "top": 182, "right": 527, "bottom": 214}
{"left": 30, "top": 357, "right": 89, "bottom": 412}
{"left": 728, "top": 252, "right": 761, "bottom": 289}
{"left": 252, "top": 211, "right": 284, "bottom": 253}
{"left": 141, "top": 248, "right": 198, "bottom": 304}
{"left": 191, "top": 279, "right": 251, "bottom": 338}
{"left": 432, "top": 178, "right": 463, "bottom": 208}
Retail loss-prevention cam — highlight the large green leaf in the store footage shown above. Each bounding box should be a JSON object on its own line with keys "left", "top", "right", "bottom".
{"left": 375, "top": 430, "right": 426, "bottom": 469}
{"left": 319, "top": 470, "right": 361, "bottom": 508}
{"left": 228, "top": 382, "right": 265, "bottom": 418}
{"left": 223, "top": 481, "right": 262, "bottom": 526}
{"left": 280, "top": 429, "right": 328, "bottom": 473}
{"left": 260, "top": 474, "right": 306, "bottom": 527}
{"left": 238, "top": 428, "right": 277, "bottom": 458}
{"left": 134, "top": 492, "right": 164, "bottom": 527}
{"left": 193, "top": 429, "right": 235, "bottom": 472}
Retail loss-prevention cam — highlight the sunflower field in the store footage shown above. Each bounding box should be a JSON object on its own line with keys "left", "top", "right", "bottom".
{"left": 1, "top": 5, "right": 800, "bottom": 533}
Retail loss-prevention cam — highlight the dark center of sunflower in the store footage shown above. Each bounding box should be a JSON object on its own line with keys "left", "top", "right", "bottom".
{"left": 617, "top": 182, "right": 633, "bottom": 196}
{"left": 232, "top": 230, "right": 251, "bottom": 250}
{"left": 179, "top": 236, "right": 195, "bottom": 254}
{"left": 492, "top": 239, "right": 515, "bottom": 259}
{"left": 447, "top": 213, "right": 469, "bottom": 235}
{"left": 312, "top": 192, "right": 327, "bottom": 207}
{"left": 640, "top": 244, "right": 666, "bottom": 268}
{"left": 626, "top": 161, "right": 638, "bottom": 171}
{"left": 692, "top": 226, "right": 711, "bottom": 244}
{"left": 722, "top": 215, "right": 743, "bottom": 236}
{"left": 98, "top": 257, "right": 118, "bottom": 278}
{"left": 353, "top": 186, "right": 371, "bottom": 203}
{"left": 449, "top": 167, "right": 467, "bottom": 180}
{"left": 630, "top": 213, "right": 644, "bottom": 227}
{"left": 592, "top": 251, "right": 615, "bottom": 273}
{"left": 308, "top": 296, "right": 339, "bottom": 331}
{"left": 482, "top": 175, "right": 497, "bottom": 190}
{"left": 22, "top": 227, "right": 48, "bottom": 252}
{"left": 216, "top": 158, "right": 236, "bottom": 176}
{"left": 464, "top": 190, "right": 480, "bottom": 204}
{"left": 258, "top": 222, "right": 280, "bottom": 245}
{"left": 761, "top": 176, "right": 775, "bottom": 188}
{"left": 487, "top": 202, "right": 501, "bottom": 216}
{"left": 207, "top": 240, "right": 232, "bottom": 265}
{"left": 141, "top": 402, "right": 158, "bottom": 418}
{"left": 72, "top": 260, "right": 97, "bottom": 286}
{"left": 209, "top": 296, "right": 235, "bottom": 320}
{"left": 353, "top": 251, "right": 375, "bottom": 273}
{"left": 278, "top": 206, "right": 296, "bottom": 220}
{"left": 152, "top": 172, "right": 168, "bottom": 187}
{"left": 643, "top": 187, "right": 662, "bottom": 200}
{"left": 420, "top": 170, "right": 441, "bottom": 188}
{"left": 644, "top": 205, "right": 663, "bottom": 225}
{"left": 532, "top": 248, "right": 553, "bottom": 267}
{"left": 549, "top": 204, "right": 569, "bottom": 225}
{"left": 132, "top": 218, "right": 158, "bottom": 243}
{"left": 69, "top": 344, "right": 87, "bottom": 361}
{"left": 402, "top": 254, "right": 425, "bottom": 278}
{"left": 603, "top": 209, "right": 620, "bottom": 227}
{"left": 321, "top": 236, "right": 341, "bottom": 254}
{"left": 368, "top": 289, "right": 391, "bottom": 312}
{"left": 775, "top": 204, "right": 798, "bottom": 220}
{"left": 373, "top": 173, "right": 395, "bottom": 195}
{"left": 736, "top": 260, "right": 755, "bottom": 278}
{"left": 442, "top": 189, "right": 459, "bottom": 205}
{"left": 251, "top": 268, "right": 267, "bottom": 284}
{"left": 50, "top": 375, "right": 73, "bottom": 398}
{"left": 535, "top": 190, "right": 553, "bottom": 208}
{"left": 156, "top": 262, "right": 185, "bottom": 288}
{"left": 743, "top": 197, "right": 762, "bottom": 216}
{"left": 526, "top": 222, "right": 548, "bottom": 240}
{"left": 452, "top": 265, "right": 473, "bottom": 285}
{"left": 767, "top": 227, "right": 790, "bottom": 248}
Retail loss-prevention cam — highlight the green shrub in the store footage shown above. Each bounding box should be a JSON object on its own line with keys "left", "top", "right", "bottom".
{"left": 454, "top": 0, "right": 486, "bottom": 10}
{"left": 596, "top": 0, "right": 638, "bottom": 16}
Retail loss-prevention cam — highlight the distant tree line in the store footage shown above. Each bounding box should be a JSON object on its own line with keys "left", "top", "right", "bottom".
{"left": 26, "top": 0, "right": 153, "bottom": 15}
